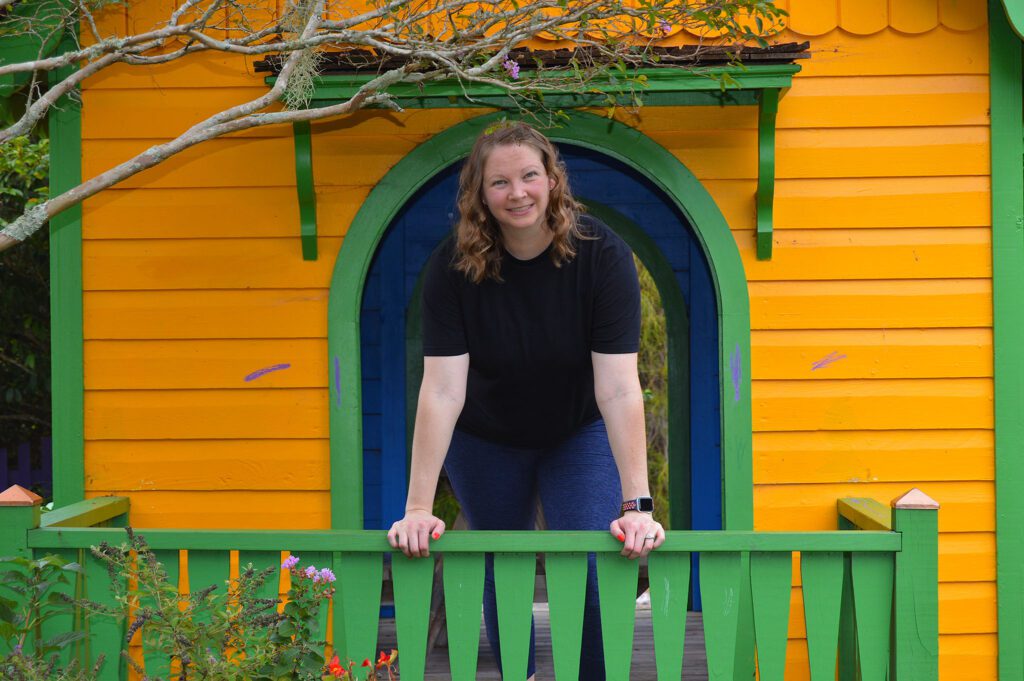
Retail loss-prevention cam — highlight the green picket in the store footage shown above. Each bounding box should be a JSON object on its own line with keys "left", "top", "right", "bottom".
{"left": 493, "top": 553, "right": 536, "bottom": 681}
{"left": 851, "top": 552, "right": 894, "bottom": 681}
{"left": 185, "top": 550, "right": 230, "bottom": 626}
{"left": 838, "top": 553, "right": 857, "bottom": 681}
{"left": 699, "top": 551, "right": 743, "bottom": 681}
{"left": 237, "top": 550, "right": 283, "bottom": 606}
{"left": 545, "top": 553, "right": 588, "bottom": 681}
{"left": 142, "top": 549, "right": 182, "bottom": 680}
{"left": 392, "top": 553, "right": 435, "bottom": 681}
{"left": 596, "top": 553, "right": 639, "bottom": 681}
{"left": 298, "top": 551, "right": 333, "bottom": 645}
{"left": 800, "top": 552, "right": 844, "bottom": 681}
{"left": 83, "top": 550, "right": 127, "bottom": 681}
{"left": 38, "top": 548, "right": 82, "bottom": 667}
{"left": 648, "top": 552, "right": 690, "bottom": 681}
{"left": 749, "top": 552, "right": 792, "bottom": 681}
{"left": 336, "top": 552, "right": 383, "bottom": 673}
{"left": 443, "top": 553, "right": 485, "bottom": 681}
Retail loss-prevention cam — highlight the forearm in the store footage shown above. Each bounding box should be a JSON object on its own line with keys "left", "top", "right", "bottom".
{"left": 405, "top": 390, "right": 464, "bottom": 512}
{"left": 596, "top": 383, "right": 650, "bottom": 500}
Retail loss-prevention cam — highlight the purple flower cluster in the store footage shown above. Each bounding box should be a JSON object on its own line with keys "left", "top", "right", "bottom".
{"left": 502, "top": 57, "right": 520, "bottom": 80}
{"left": 282, "top": 555, "right": 300, "bottom": 570}
{"left": 282, "top": 555, "right": 335, "bottom": 583}
{"left": 658, "top": 19, "right": 672, "bottom": 35}
{"left": 314, "top": 568, "right": 337, "bottom": 584}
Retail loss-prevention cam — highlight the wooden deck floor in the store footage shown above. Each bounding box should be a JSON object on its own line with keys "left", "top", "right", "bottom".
{"left": 377, "top": 604, "right": 709, "bottom": 680}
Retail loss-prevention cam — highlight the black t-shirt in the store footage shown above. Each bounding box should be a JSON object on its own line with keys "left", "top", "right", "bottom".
{"left": 421, "top": 214, "right": 641, "bottom": 448}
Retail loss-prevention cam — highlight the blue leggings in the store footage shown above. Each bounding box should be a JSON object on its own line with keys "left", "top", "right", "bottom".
{"left": 443, "top": 419, "right": 622, "bottom": 680}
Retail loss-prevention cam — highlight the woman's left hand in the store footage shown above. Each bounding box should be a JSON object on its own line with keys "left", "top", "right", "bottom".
{"left": 610, "top": 511, "right": 665, "bottom": 559}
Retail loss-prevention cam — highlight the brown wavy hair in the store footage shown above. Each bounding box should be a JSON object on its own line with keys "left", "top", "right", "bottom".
{"left": 453, "top": 121, "right": 586, "bottom": 283}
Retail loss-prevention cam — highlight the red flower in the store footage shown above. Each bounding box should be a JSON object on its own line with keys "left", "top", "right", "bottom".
{"left": 362, "top": 658, "right": 372, "bottom": 667}
{"left": 376, "top": 650, "right": 390, "bottom": 668}
{"left": 328, "top": 654, "right": 347, "bottom": 678}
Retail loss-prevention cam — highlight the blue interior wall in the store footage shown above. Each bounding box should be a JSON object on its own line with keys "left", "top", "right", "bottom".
{"left": 359, "top": 146, "right": 722, "bottom": 560}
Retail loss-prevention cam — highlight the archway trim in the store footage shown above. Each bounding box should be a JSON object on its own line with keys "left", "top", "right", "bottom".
{"left": 327, "top": 110, "right": 752, "bottom": 531}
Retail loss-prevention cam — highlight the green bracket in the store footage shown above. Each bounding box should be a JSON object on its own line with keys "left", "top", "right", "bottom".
{"left": 756, "top": 88, "right": 780, "bottom": 261}
{"left": 293, "top": 120, "right": 318, "bottom": 261}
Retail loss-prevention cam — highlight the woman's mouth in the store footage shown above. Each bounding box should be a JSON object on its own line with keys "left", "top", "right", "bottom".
{"left": 508, "top": 204, "right": 533, "bottom": 217}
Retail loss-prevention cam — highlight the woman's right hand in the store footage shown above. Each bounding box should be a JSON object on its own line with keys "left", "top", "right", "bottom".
{"left": 387, "top": 509, "right": 446, "bottom": 558}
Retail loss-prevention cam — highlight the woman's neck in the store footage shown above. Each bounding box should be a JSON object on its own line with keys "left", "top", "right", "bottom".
{"left": 501, "top": 226, "right": 554, "bottom": 261}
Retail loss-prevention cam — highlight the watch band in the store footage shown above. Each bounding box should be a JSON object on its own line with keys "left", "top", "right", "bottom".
{"left": 621, "top": 496, "right": 655, "bottom": 514}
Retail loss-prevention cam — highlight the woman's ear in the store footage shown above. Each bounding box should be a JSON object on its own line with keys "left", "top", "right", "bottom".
{"left": 548, "top": 177, "right": 556, "bottom": 191}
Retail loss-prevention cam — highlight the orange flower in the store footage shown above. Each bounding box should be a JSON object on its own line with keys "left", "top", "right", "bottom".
{"left": 376, "top": 650, "right": 390, "bottom": 668}
{"left": 361, "top": 658, "right": 372, "bottom": 667}
{"left": 327, "top": 654, "right": 347, "bottom": 679}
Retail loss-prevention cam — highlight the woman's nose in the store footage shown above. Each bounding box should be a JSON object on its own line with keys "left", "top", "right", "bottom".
{"left": 510, "top": 182, "right": 527, "bottom": 198}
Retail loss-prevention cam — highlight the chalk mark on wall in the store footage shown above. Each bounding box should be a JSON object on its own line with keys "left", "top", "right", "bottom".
{"left": 811, "top": 351, "right": 847, "bottom": 371}
{"left": 730, "top": 344, "right": 742, "bottom": 402}
{"left": 244, "top": 364, "right": 291, "bottom": 382}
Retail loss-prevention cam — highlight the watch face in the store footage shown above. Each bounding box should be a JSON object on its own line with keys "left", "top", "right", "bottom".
{"left": 638, "top": 497, "right": 654, "bottom": 513}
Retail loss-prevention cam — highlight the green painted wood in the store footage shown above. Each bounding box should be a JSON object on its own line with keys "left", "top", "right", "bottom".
{"left": 699, "top": 552, "right": 742, "bottom": 681}
{"left": 493, "top": 553, "right": 535, "bottom": 681}
{"left": 756, "top": 87, "right": 779, "bottom": 261}
{"left": 336, "top": 553, "right": 383, "bottom": 665}
{"left": 185, "top": 550, "right": 229, "bottom": 629}
{"left": 990, "top": 5, "right": 1024, "bottom": 680}
{"left": 0, "top": 503, "right": 39, "bottom": 559}
{"left": 749, "top": 552, "right": 792, "bottom": 681}
{"left": 293, "top": 120, "right": 318, "bottom": 261}
{"left": 329, "top": 111, "right": 764, "bottom": 533}
{"left": 26, "top": 528, "right": 902, "bottom": 553}
{"left": 237, "top": 550, "right": 282, "bottom": 605}
{"left": 892, "top": 507, "right": 938, "bottom": 681}
{"left": 48, "top": 36, "right": 84, "bottom": 509}
{"left": 837, "top": 550, "right": 856, "bottom": 681}
{"left": 851, "top": 552, "right": 893, "bottom": 681}
{"left": 647, "top": 552, "right": 690, "bottom": 680}
{"left": 800, "top": 552, "right": 844, "bottom": 681}
{"left": 837, "top": 498, "right": 892, "bottom": 532}
{"left": 40, "top": 497, "right": 130, "bottom": 528}
{"left": 299, "top": 550, "right": 333, "bottom": 642}
{"left": 37, "top": 548, "right": 81, "bottom": 666}
{"left": 83, "top": 550, "right": 126, "bottom": 681}
{"left": 596, "top": 554, "right": 639, "bottom": 680}
{"left": 442, "top": 552, "right": 485, "bottom": 681}
{"left": 391, "top": 553, "right": 434, "bottom": 681}
{"left": 544, "top": 553, "right": 587, "bottom": 681}
{"left": 583, "top": 200, "right": 691, "bottom": 531}
{"left": 141, "top": 549, "right": 181, "bottom": 680}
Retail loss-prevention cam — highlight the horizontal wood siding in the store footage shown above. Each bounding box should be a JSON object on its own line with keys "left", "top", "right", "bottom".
{"left": 79, "top": 0, "right": 994, "bottom": 675}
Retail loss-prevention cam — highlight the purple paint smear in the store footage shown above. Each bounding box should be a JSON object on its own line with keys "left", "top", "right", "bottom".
{"left": 333, "top": 356, "right": 342, "bottom": 407}
{"left": 811, "top": 351, "right": 847, "bottom": 371}
{"left": 244, "top": 363, "right": 291, "bottom": 382}
{"left": 730, "top": 344, "right": 742, "bottom": 402}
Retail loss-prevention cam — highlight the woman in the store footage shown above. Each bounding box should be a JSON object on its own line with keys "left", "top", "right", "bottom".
{"left": 387, "top": 121, "right": 664, "bottom": 679}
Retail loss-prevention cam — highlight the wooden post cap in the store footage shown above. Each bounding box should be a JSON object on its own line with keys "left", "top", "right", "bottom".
{"left": 0, "top": 485, "right": 44, "bottom": 507}
{"left": 891, "top": 488, "right": 940, "bottom": 510}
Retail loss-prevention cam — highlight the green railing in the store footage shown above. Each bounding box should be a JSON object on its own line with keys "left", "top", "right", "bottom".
{"left": 0, "top": 486, "right": 938, "bottom": 681}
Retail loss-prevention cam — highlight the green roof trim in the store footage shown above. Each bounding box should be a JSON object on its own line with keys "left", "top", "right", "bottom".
{"left": 1001, "top": 0, "right": 1024, "bottom": 39}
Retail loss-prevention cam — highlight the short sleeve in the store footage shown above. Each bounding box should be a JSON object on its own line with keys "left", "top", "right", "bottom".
{"left": 421, "top": 240, "right": 469, "bottom": 356}
{"left": 591, "top": 245, "right": 641, "bottom": 353}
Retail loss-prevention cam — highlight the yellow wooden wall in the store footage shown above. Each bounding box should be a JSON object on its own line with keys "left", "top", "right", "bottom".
{"left": 79, "top": 0, "right": 993, "bottom": 677}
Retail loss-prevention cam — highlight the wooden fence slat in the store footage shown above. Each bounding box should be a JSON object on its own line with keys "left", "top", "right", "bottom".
{"left": 852, "top": 552, "right": 894, "bottom": 681}
{"left": 336, "top": 552, "right": 383, "bottom": 668}
{"left": 801, "top": 551, "right": 845, "bottom": 681}
{"left": 83, "top": 550, "right": 127, "bottom": 681}
{"left": 597, "top": 554, "right": 639, "bottom": 681}
{"left": 299, "top": 551, "right": 333, "bottom": 645}
{"left": 237, "top": 550, "right": 282, "bottom": 605}
{"left": 142, "top": 549, "right": 182, "bottom": 680}
{"left": 442, "top": 552, "right": 485, "bottom": 681}
{"left": 648, "top": 552, "right": 690, "bottom": 681}
{"left": 493, "top": 553, "right": 535, "bottom": 681}
{"left": 391, "top": 553, "right": 434, "bottom": 681}
{"left": 749, "top": 551, "right": 792, "bottom": 681}
{"left": 699, "top": 552, "right": 743, "bottom": 681}
{"left": 838, "top": 552, "right": 856, "bottom": 681}
{"left": 545, "top": 553, "right": 588, "bottom": 681}
{"left": 185, "top": 550, "right": 230, "bottom": 627}
{"left": 38, "top": 548, "right": 82, "bottom": 667}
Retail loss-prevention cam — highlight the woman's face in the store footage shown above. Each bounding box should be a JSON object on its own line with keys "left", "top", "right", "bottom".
{"left": 481, "top": 142, "right": 556, "bottom": 239}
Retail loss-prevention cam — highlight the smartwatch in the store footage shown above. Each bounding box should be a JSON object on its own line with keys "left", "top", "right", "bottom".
{"left": 621, "top": 496, "right": 655, "bottom": 514}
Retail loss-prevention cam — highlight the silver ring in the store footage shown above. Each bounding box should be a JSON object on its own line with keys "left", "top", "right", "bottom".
{"left": 644, "top": 534, "right": 656, "bottom": 541}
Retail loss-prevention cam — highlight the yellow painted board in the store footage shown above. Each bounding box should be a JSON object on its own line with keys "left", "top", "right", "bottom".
{"left": 837, "top": 0, "right": 888, "bottom": 35}
{"left": 752, "top": 377, "right": 993, "bottom": 431}
{"left": 83, "top": 490, "right": 331, "bottom": 529}
{"left": 749, "top": 279, "right": 992, "bottom": 330}
{"left": 737, "top": 227, "right": 990, "bottom": 281}
{"left": 786, "top": 0, "right": 839, "bottom": 36}
{"left": 84, "top": 388, "right": 329, "bottom": 439}
{"left": 83, "top": 238, "right": 342, "bottom": 291}
{"left": 752, "top": 429, "right": 994, "bottom": 484}
{"left": 939, "top": 0, "right": 988, "bottom": 31}
{"left": 79, "top": 2, "right": 127, "bottom": 46}
{"left": 751, "top": 328, "right": 993, "bottom": 380}
{"left": 82, "top": 186, "right": 366, "bottom": 239}
{"left": 84, "top": 439, "right": 329, "bottom": 491}
{"left": 772, "top": 176, "right": 991, "bottom": 229}
{"left": 776, "top": 75, "right": 989, "bottom": 129}
{"left": 84, "top": 339, "right": 327, "bottom": 390}
{"left": 127, "top": 0, "right": 177, "bottom": 40}
{"left": 779, "top": 26, "right": 988, "bottom": 77}
{"left": 890, "top": 0, "right": 940, "bottom": 34}
{"left": 753, "top": 481, "right": 993, "bottom": 532}
{"left": 83, "top": 289, "right": 328, "bottom": 340}
{"left": 82, "top": 52, "right": 266, "bottom": 90}
{"left": 938, "top": 532, "right": 996, "bottom": 583}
